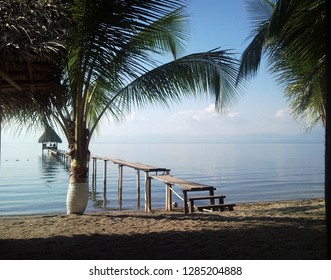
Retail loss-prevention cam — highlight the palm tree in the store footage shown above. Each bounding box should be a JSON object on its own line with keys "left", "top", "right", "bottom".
{"left": 238, "top": 0, "right": 325, "bottom": 129}
{"left": 0, "top": 90, "right": 59, "bottom": 158}
{"left": 41, "top": 0, "right": 242, "bottom": 214}
{"left": 325, "top": 0, "right": 331, "bottom": 260}
{"left": 238, "top": 0, "right": 329, "bottom": 257}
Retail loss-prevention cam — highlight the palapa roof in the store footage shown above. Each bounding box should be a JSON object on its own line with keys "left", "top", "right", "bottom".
{"left": 38, "top": 127, "right": 62, "bottom": 143}
{"left": 0, "top": 0, "right": 71, "bottom": 95}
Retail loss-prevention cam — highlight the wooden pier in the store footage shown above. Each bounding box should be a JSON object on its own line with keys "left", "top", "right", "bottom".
{"left": 46, "top": 149, "right": 235, "bottom": 213}
{"left": 47, "top": 148, "right": 69, "bottom": 167}
{"left": 90, "top": 156, "right": 235, "bottom": 213}
{"left": 90, "top": 156, "right": 170, "bottom": 212}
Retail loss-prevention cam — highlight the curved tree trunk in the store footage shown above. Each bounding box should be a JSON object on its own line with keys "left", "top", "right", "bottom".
{"left": 0, "top": 109, "right": 2, "bottom": 163}
{"left": 325, "top": 0, "right": 331, "bottom": 259}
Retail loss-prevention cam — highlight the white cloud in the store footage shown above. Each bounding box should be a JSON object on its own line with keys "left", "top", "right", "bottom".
{"left": 275, "top": 109, "right": 289, "bottom": 119}
{"left": 171, "top": 104, "right": 242, "bottom": 123}
{"left": 126, "top": 112, "right": 147, "bottom": 122}
{"left": 227, "top": 111, "right": 240, "bottom": 119}
{"left": 95, "top": 104, "right": 308, "bottom": 141}
{"left": 205, "top": 104, "right": 216, "bottom": 113}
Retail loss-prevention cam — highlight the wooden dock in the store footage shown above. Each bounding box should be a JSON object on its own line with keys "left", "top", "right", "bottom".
{"left": 46, "top": 149, "right": 235, "bottom": 213}
{"left": 91, "top": 156, "right": 235, "bottom": 213}
{"left": 91, "top": 156, "right": 170, "bottom": 212}
{"left": 47, "top": 148, "right": 69, "bottom": 167}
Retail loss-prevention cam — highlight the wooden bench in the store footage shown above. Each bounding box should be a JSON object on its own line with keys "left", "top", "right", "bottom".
{"left": 151, "top": 175, "right": 217, "bottom": 213}
{"left": 188, "top": 195, "right": 226, "bottom": 213}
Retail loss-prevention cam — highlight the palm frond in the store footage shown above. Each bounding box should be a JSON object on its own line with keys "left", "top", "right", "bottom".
{"left": 112, "top": 49, "right": 242, "bottom": 115}
{"left": 237, "top": 20, "right": 270, "bottom": 82}
{"left": 240, "top": 0, "right": 325, "bottom": 129}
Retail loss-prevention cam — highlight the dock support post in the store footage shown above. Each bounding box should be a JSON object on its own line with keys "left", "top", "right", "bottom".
{"left": 166, "top": 183, "right": 172, "bottom": 211}
{"left": 183, "top": 190, "right": 188, "bottom": 214}
{"left": 103, "top": 160, "right": 107, "bottom": 194}
{"left": 118, "top": 165, "right": 123, "bottom": 210}
{"left": 144, "top": 172, "right": 151, "bottom": 212}
{"left": 92, "top": 158, "right": 97, "bottom": 192}
{"left": 136, "top": 170, "right": 140, "bottom": 209}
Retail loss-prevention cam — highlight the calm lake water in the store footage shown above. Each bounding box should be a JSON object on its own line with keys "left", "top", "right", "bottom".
{"left": 0, "top": 142, "right": 325, "bottom": 215}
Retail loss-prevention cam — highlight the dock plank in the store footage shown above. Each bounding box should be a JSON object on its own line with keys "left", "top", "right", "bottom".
{"left": 151, "top": 175, "right": 213, "bottom": 190}
{"left": 95, "top": 157, "right": 170, "bottom": 172}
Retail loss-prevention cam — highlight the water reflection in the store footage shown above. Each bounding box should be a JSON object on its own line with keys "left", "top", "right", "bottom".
{"left": 39, "top": 152, "right": 69, "bottom": 186}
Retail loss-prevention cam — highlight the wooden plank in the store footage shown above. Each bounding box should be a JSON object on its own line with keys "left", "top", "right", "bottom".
{"left": 151, "top": 175, "right": 213, "bottom": 190}
{"left": 188, "top": 195, "right": 226, "bottom": 201}
{"left": 98, "top": 157, "right": 170, "bottom": 172}
{"left": 197, "top": 204, "right": 236, "bottom": 212}
{"left": 189, "top": 195, "right": 226, "bottom": 213}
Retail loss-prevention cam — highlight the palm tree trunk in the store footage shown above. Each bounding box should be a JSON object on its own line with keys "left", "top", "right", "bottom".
{"left": 66, "top": 117, "right": 90, "bottom": 214}
{"left": 0, "top": 109, "right": 2, "bottom": 163}
{"left": 66, "top": 148, "right": 89, "bottom": 214}
{"left": 325, "top": 0, "right": 331, "bottom": 259}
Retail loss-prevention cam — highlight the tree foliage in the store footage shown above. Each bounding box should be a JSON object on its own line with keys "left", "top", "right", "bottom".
{"left": 238, "top": 0, "right": 325, "bottom": 129}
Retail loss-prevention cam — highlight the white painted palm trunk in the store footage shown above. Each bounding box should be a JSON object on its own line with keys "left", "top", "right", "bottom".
{"left": 66, "top": 182, "right": 89, "bottom": 214}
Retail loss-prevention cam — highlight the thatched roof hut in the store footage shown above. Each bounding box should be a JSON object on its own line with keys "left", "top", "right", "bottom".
{"left": 0, "top": 0, "right": 71, "bottom": 95}
{"left": 38, "top": 127, "right": 62, "bottom": 143}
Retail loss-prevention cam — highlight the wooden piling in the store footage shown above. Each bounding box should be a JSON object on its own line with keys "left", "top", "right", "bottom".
{"left": 92, "top": 157, "right": 97, "bottom": 192}
{"left": 166, "top": 183, "right": 172, "bottom": 211}
{"left": 144, "top": 172, "right": 151, "bottom": 212}
{"left": 103, "top": 160, "right": 107, "bottom": 193}
{"left": 90, "top": 156, "right": 170, "bottom": 212}
{"left": 118, "top": 164, "right": 123, "bottom": 210}
{"left": 136, "top": 170, "right": 141, "bottom": 209}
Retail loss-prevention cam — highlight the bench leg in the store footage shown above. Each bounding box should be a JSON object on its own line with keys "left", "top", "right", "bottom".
{"left": 166, "top": 183, "right": 172, "bottom": 211}
{"left": 183, "top": 190, "right": 189, "bottom": 214}
{"left": 209, "top": 189, "right": 215, "bottom": 205}
{"left": 189, "top": 200, "right": 195, "bottom": 213}
{"left": 144, "top": 172, "right": 152, "bottom": 212}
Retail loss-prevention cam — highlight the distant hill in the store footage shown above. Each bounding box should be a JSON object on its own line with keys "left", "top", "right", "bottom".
{"left": 94, "top": 130, "right": 325, "bottom": 144}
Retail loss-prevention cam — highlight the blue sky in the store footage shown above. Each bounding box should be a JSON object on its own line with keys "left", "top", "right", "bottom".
{"left": 92, "top": 0, "right": 324, "bottom": 143}
{"left": 2, "top": 0, "right": 324, "bottom": 145}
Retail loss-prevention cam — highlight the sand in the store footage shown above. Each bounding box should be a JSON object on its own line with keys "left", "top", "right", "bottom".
{"left": 0, "top": 198, "right": 326, "bottom": 260}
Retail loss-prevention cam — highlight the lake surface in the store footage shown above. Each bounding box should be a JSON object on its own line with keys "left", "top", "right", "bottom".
{"left": 0, "top": 142, "right": 325, "bottom": 215}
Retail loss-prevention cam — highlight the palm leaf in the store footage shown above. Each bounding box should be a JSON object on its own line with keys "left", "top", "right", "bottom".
{"left": 112, "top": 49, "right": 242, "bottom": 114}
{"left": 239, "top": 0, "right": 325, "bottom": 129}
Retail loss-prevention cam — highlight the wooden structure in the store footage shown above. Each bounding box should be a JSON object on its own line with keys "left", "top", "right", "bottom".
{"left": 91, "top": 156, "right": 235, "bottom": 213}
{"left": 0, "top": 1, "right": 70, "bottom": 162}
{"left": 151, "top": 175, "right": 235, "bottom": 213}
{"left": 38, "top": 127, "right": 62, "bottom": 150}
{"left": 91, "top": 156, "right": 170, "bottom": 211}
{"left": 0, "top": 0, "right": 70, "bottom": 96}
{"left": 47, "top": 148, "right": 69, "bottom": 167}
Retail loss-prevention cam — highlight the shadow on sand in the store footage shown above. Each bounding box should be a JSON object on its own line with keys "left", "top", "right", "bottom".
{"left": 0, "top": 212, "right": 326, "bottom": 260}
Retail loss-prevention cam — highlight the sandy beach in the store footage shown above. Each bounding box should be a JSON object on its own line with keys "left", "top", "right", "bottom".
{"left": 0, "top": 198, "right": 326, "bottom": 260}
